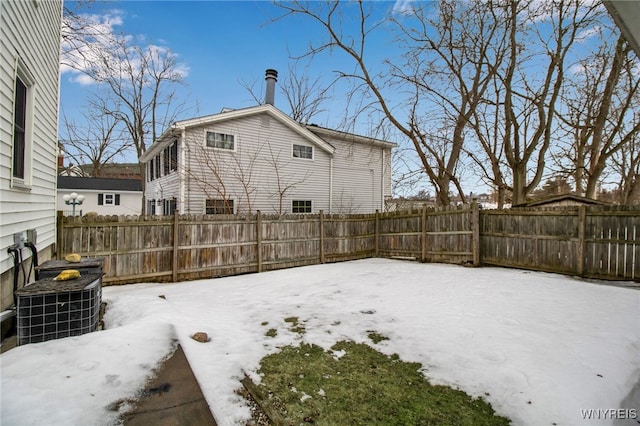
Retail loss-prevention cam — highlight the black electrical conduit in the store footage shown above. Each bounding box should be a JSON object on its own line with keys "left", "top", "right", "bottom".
{"left": 6, "top": 242, "right": 38, "bottom": 308}
{"left": 7, "top": 246, "right": 21, "bottom": 308}
{"left": 25, "top": 242, "right": 38, "bottom": 281}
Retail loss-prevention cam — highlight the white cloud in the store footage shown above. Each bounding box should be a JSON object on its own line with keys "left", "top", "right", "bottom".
{"left": 392, "top": 0, "right": 415, "bottom": 16}
{"left": 60, "top": 10, "right": 189, "bottom": 86}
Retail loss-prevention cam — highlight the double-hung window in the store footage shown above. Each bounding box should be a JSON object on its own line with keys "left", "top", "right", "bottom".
{"left": 13, "top": 77, "right": 27, "bottom": 180}
{"left": 292, "top": 144, "right": 313, "bottom": 159}
{"left": 12, "top": 61, "right": 35, "bottom": 186}
{"left": 206, "top": 131, "right": 235, "bottom": 150}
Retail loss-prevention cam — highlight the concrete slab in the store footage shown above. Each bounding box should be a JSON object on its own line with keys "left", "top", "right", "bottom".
{"left": 122, "top": 344, "right": 217, "bottom": 426}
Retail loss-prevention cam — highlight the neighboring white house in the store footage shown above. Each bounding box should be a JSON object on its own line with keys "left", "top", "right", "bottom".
{"left": 57, "top": 176, "right": 143, "bottom": 216}
{"left": 0, "top": 1, "right": 63, "bottom": 313}
{"left": 140, "top": 70, "right": 395, "bottom": 216}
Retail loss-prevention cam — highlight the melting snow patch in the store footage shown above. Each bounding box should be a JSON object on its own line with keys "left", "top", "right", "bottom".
{"left": 332, "top": 349, "right": 346, "bottom": 359}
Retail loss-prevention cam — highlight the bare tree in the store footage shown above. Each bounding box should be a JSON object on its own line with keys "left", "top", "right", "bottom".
{"left": 240, "top": 61, "right": 332, "bottom": 124}
{"left": 556, "top": 33, "right": 640, "bottom": 199}
{"left": 610, "top": 134, "right": 640, "bottom": 204}
{"left": 60, "top": 106, "right": 132, "bottom": 177}
{"left": 280, "top": 62, "right": 333, "bottom": 123}
{"left": 276, "top": 1, "right": 507, "bottom": 206}
{"left": 61, "top": 5, "right": 190, "bottom": 213}
{"left": 497, "top": 0, "right": 602, "bottom": 206}
{"left": 264, "top": 144, "right": 311, "bottom": 215}
{"left": 466, "top": 78, "right": 511, "bottom": 207}
{"left": 185, "top": 144, "right": 234, "bottom": 214}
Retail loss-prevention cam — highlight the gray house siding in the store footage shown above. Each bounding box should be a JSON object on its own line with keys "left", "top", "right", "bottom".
{"left": 142, "top": 105, "right": 394, "bottom": 216}
{"left": 307, "top": 127, "right": 393, "bottom": 213}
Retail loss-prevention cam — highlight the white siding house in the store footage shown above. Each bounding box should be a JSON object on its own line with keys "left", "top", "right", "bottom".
{"left": 57, "top": 176, "right": 143, "bottom": 216}
{"left": 140, "top": 103, "right": 395, "bottom": 216}
{"left": 0, "top": 1, "right": 62, "bottom": 312}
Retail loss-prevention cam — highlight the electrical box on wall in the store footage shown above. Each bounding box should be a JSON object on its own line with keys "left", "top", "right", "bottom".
{"left": 26, "top": 229, "right": 37, "bottom": 244}
{"left": 13, "top": 232, "right": 25, "bottom": 249}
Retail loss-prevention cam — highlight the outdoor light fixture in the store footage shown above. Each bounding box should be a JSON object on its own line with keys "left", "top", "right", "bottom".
{"left": 63, "top": 192, "right": 85, "bottom": 217}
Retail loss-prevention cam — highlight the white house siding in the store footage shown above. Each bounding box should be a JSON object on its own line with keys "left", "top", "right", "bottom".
{"left": 309, "top": 130, "right": 393, "bottom": 213}
{"left": 0, "top": 0, "right": 62, "bottom": 310}
{"left": 147, "top": 113, "right": 334, "bottom": 215}
{"left": 56, "top": 190, "right": 143, "bottom": 216}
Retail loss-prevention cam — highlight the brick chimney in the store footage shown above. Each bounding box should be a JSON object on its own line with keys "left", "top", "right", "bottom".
{"left": 264, "top": 69, "right": 278, "bottom": 106}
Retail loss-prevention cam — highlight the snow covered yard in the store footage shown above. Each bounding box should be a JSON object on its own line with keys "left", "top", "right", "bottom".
{"left": 1, "top": 258, "right": 638, "bottom": 426}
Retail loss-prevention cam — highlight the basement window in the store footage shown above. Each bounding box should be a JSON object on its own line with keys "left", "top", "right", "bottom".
{"left": 292, "top": 200, "right": 312, "bottom": 213}
{"left": 206, "top": 198, "right": 234, "bottom": 214}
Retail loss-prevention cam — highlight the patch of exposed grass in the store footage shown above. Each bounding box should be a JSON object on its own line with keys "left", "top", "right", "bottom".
{"left": 255, "top": 341, "right": 510, "bottom": 425}
{"left": 367, "top": 331, "right": 389, "bottom": 344}
{"left": 265, "top": 328, "right": 277, "bottom": 338}
{"left": 284, "top": 316, "right": 306, "bottom": 335}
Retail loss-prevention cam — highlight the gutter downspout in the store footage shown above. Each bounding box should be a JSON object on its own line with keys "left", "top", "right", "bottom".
{"left": 329, "top": 157, "right": 333, "bottom": 214}
{"left": 381, "top": 149, "right": 385, "bottom": 211}
{"left": 179, "top": 128, "right": 186, "bottom": 214}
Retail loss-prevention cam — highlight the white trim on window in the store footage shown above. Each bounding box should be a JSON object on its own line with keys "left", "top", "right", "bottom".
{"left": 11, "top": 57, "right": 36, "bottom": 189}
{"left": 292, "top": 143, "right": 313, "bottom": 160}
{"left": 205, "top": 130, "right": 237, "bottom": 152}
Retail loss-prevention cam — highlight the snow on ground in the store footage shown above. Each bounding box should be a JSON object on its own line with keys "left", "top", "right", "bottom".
{"left": 1, "top": 259, "right": 639, "bottom": 426}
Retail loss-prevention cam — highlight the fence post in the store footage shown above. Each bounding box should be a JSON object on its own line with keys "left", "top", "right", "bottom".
{"left": 56, "top": 210, "right": 64, "bottom": 260}
{"left": 172, "top": 213, "right": 179, "bottom": 282}
{"left": 421, "top": 206, "right": 427, "bottom": 262}
{"left": 577, "top": 206, "right": 586, "bottom": 277}
{"left": 319, "top": 210, "right": 325, "bottom": 264}
{"left": 256, "top": 210, "right": 263, "bottom": 272}
{"left": 375, "top": 209, "right": 380, "bottom": 257}
{"left": 471, "top": 199, "right": 480, "bottom": 266}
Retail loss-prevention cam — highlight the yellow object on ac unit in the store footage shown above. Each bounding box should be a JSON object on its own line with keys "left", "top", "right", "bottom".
{"left": 54, "top": 269, "right": 80, "bottom": 281}
{"left": 64, "top": 253, "right": 82, "bottom": 263}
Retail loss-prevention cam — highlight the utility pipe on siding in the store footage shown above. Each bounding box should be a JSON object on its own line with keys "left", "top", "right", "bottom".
{"left": 380, "top": 149, "right": 385, "bottom": 211}
{"left": 180, "top": 128, "right": 188, "bottom": 214}
{"left": 329, "top": 157, "right": 333, "bottom": 214}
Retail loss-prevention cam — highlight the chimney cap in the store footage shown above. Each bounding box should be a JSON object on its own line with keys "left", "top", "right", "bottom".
{"left": 264, "top": 69, "right": 278, "bottom": 106}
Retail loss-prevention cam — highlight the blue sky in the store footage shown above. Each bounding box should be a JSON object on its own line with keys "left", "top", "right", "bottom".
{"left": 59, "top": 1, "right": 404, "bottom": 129}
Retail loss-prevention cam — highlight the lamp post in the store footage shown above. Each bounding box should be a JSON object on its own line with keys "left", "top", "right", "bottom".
{"left": 63, "top": 192, "right": 85, "bottom": 217}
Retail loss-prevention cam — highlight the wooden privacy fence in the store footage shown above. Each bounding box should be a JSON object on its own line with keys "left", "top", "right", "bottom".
{"left": 56, "top": 204, "right": 639, "bottom": 285}
{"left": 481, "top": 206, "right": 640, "bottom": 281}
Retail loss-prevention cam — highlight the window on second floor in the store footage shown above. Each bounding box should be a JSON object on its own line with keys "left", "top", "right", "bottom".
{"left": 169, "top": 141, "right": 178, "bottom": 171}
{"left": 155, "top": 154, "right": 161, "bottom": 178}
{"left": 163, "top": 146, "right": 170, "bottom": 175}
{"left": 206, "top": 131, "right": 235, "bottom": 150}
{"left": 292, "top": 144, "right": 313, "bottom": 160}
{"left": 206, "top": 198, "right": 234, "bottom": 214}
